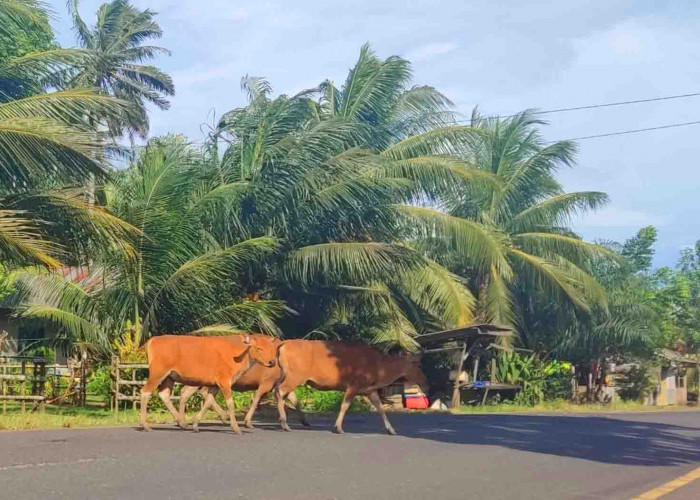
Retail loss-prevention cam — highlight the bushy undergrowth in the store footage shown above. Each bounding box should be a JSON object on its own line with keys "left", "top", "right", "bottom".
{"left": 294, "top": 386, "right": 370, "bottom": 412}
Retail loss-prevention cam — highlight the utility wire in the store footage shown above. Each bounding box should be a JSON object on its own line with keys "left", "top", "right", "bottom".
{"left": 455, "top": 91, "right": 700, "bottom": 122}
{"left": 181, "top": 92, "right": 700, "bottom": 146}
{"left": 544, "top": 119, "right": 700, "bottom": 144}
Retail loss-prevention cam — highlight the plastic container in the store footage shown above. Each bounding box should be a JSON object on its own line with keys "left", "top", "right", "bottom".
{"left": 404, "top": 394, "right": 429, "bottom": 409}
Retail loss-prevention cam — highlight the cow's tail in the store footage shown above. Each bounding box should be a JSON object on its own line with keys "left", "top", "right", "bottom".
{"left": 273, "top": 341, "right": 289, "bottom": 391}
{"left": 141, "top": 338, "right": 152, "bottom": 364}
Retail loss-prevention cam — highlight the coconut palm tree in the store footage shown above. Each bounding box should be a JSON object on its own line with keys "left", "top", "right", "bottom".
{"left": 407, "top": 110, "right": 615, "bottom": 328}
{"left": 14, "top": 137, "right": 288, "bottom": 350}
{"left": 0, "top": 0, "right": 135, "bottom": 268}
{"left": 200, "top": 61, "right": 494, "bottom": 350}
{"left": 66, "top": 0, "right": 174, "bottom": 138}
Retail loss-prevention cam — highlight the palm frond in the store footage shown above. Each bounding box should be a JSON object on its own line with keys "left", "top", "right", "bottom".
{"left": 0, "top": 210, "right": 60, "bottom": 267}
{"left": 18, "top": 305, "right": 107, "bottom": 347}
{"left": 508, "top": 192, "right": 609, "bottom": 233}
{"left": 480, "top": 267, "right": 515, "bottom": 328}
{"left": 382, "top": 125, "right": 484, "bottom": 160}
{"left": 189, "top": 324, "right": 248, "bottom": 336}
{"left": 401, "top": 259, "right": 475, "bottom": 327}
{"left": 395, "top": 205, "right": 512, "bottom": 278}
{"left": 199, "top": 300, "right": 290, "bottom": 337}
{"left": 288, "top": 242, "right": 423, "bottom": 286}
{"left": 0, "top": 0, "right": 50, "bottom": 36}
{"left": 509, "top": 248, "right": 604, "bottom": 311}
{"left": 514, "top": 232, "right": 620, "bottom": 264}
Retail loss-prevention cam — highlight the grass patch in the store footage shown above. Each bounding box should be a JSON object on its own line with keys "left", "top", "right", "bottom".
{"left": 0, "top": 404, "right": 221, "bottom": 431}
{"left": 453, "top": 399, "right": 698, "bottom": 414}
{"left": 3, "top": 399, "right": 695, "bottom": 431}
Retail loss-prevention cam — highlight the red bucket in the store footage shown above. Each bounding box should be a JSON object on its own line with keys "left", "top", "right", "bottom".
{"left": 404, "top": 394, "right": 429, "bottom": 409}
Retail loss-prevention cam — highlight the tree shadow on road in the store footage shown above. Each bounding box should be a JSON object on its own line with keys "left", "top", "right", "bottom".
{"left": 306, "top": 412, "right": 700, "bottom": 467}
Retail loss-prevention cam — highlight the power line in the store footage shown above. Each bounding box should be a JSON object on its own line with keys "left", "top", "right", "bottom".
{"left": 455, "top": 91, "right": 700, "bottom": 122}
{"left": 544, "top": 119, "right": 700, "bottom": 144}
{"left": 178, "top": 92, "right": 700, "bottom": 147}
{"left": 184, "top": 118, "right": 700, "bottom": 147}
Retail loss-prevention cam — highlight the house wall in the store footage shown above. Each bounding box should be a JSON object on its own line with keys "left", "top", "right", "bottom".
{"left": 656, "top": 367, "right": 688, "bottom": 406}
{"left": 675, "top": 375, "right": 688, "bottom": 405}
{"left": 0, "top": 312, "right": 19, "bottom": 355}
{"left": 0, "top": 312, "right": 68, "bottom": 363}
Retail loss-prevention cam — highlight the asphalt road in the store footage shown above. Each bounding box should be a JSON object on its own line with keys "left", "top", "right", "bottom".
{"left": 2, "top": 411, "right": 700, "bottom": 499}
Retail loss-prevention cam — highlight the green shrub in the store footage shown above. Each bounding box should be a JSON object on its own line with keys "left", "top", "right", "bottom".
{"left": 542, "top": 360, "right": 573, "bottom": 400}
{"left": 87, "top": 366, "right": 112, "bottom": 404}
{"left": 494, "top": 352, "right": 574, "bottom": 406}
{"left": 294, "top": 385, "right": 370, "bottom": 412}
{"left": 617, "top": 365, "right": 655, "bottom": 401}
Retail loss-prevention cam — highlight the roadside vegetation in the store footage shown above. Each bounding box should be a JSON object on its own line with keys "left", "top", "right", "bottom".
{"left": 1, "top": 0, "right": 699, "bottom": 428}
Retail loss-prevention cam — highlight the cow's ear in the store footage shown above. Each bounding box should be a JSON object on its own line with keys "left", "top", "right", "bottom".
{"left": 233, "top": 343, "right": 252, "bottom": 363}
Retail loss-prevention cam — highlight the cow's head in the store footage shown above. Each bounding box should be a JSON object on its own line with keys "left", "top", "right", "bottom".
{"left": 401, "top": 353, "right": 429, "bottom": 394}
{"left": 245, "top": 335, "right": 277, "bottom": 368}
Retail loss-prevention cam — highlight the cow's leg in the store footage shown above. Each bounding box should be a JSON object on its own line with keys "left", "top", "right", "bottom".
{"left": 177, "top": 385, "right": 200, "bottom": 428}
{"left": 276, "top": 381, "right": 304, "bottom": 432}
{"left": 191, "top": 388, "right": 221, "bottom": 433}
{"left": 157, "top": 378, "right": 183, "bottom": 427}
{"left": 219, "top": 385, "right": 242, "bottom": 435}
{"left": 140, "top": 371, "right": 169, "bottom": 431}
{"left": 276, "top": 386, "right": 292, "bottom": 432}
{"left": 276, "top": 377, "right": 305, "bottom": 432}
{"left": 368, "top": 390, "right": 396, "bottom": 435}
{"left": 286, "top": 391, "right": 310, "bottom": 427}
{"left": 243, "top": 385, "right": 267, "bottom": 429}
{"left": 189, "top": 386, "right": 228, "bottom": 425}
{"left": 203, "top": 387, "right": 230, "bottom": 423}
{"left": 332, "top": 389, "right": 357, "bottom": 434}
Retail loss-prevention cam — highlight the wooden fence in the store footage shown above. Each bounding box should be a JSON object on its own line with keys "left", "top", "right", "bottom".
{"left": 0, "top": 356, "right": 48, "bottom": 413}
{"left": 111, "top": 357, "right": 182, "bottom": 412}
{"left": 45, "top": 362, "right": 87, "bottom": 406}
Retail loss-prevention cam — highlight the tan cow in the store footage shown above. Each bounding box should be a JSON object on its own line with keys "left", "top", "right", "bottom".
{"left": 140, "top": 334, "right": 276, "bottom": 434}
{"left": 177, "top": 336, "right": 310, "bottom": 430}
{"left": 275, "top": 340, "right": 428, "bottom": 435}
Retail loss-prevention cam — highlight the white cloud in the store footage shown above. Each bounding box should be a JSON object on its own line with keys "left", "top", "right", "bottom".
{"left": 577, "top": 208, "right": 671, "bottom": 228}
{"left": 405, "top": 42, "right": 458, "bottom": 62}
{"left": 226, "top": 7, "right": 252, "bottom": 22}
{"left": 171, "top": 64, "right": 239, "bottom": 86}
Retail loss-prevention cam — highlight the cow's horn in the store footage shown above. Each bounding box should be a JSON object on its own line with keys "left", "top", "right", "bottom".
{"left": 243, "top": 334, "right": 251, "bottom": 345}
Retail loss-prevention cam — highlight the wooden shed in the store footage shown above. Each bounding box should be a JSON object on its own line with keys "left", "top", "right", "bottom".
{"left": 416, "top": 323, "right": 514, "bottom": 407}
{"left": 654, "top": 349, "right": 698, "bottom": 406}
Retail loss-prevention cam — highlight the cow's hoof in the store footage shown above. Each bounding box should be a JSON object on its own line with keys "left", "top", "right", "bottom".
{"left": 141, "top": 424, "right": 152, "bottom": 432}
{"left": 244, "top": 421, "right": 255, "bottom": 429}
{"left": 386, "top": 427, "right": 397, "bottom": 436}
{"left": 177, "top": 421, "right": 188, "bottom": 429}
{"left": 232, "top": 429, "right": 242, "bottom": 436}
{"left": 281, "top": 423, "right": 292, "bottom": 432}
{"left": 332, "top": 426, "right": 344, "bottom": 435}
{"left": 192, "top": 426, "right": 200, "bottom": 433}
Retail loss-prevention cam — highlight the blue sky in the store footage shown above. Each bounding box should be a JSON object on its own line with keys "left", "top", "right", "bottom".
{"left": 48, "top": 1, "right": 700, "bottom": 268}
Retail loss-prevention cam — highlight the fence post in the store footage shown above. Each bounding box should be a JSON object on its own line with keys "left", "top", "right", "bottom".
{"left": 132, "top": 366, "right": 137, "bottom": 411}
{"left": 1, "top": 361, "right": 5, "bottom": 414}
{"left": 35, "top": 359, "right": 46, "bottom": 413}
{"left": 20, "top": 360, "right": 26, "bottom": 413}
{"left": 112, "top": 356, "right": 119, "bottom": 414}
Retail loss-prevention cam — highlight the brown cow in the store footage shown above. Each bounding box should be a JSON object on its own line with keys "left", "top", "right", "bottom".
{"left": 177, "top": 336, "right": 310, "bottom": 430}
{"left": 140, "top": 334, "right": 276, "bottom": 434}
{"left": 275, "top": 340, "right": 428, "bottom": 435}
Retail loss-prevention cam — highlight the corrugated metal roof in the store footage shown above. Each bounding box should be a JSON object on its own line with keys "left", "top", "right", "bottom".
{"left": 415, "top": 323, "right": 513, "bottom": 346}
